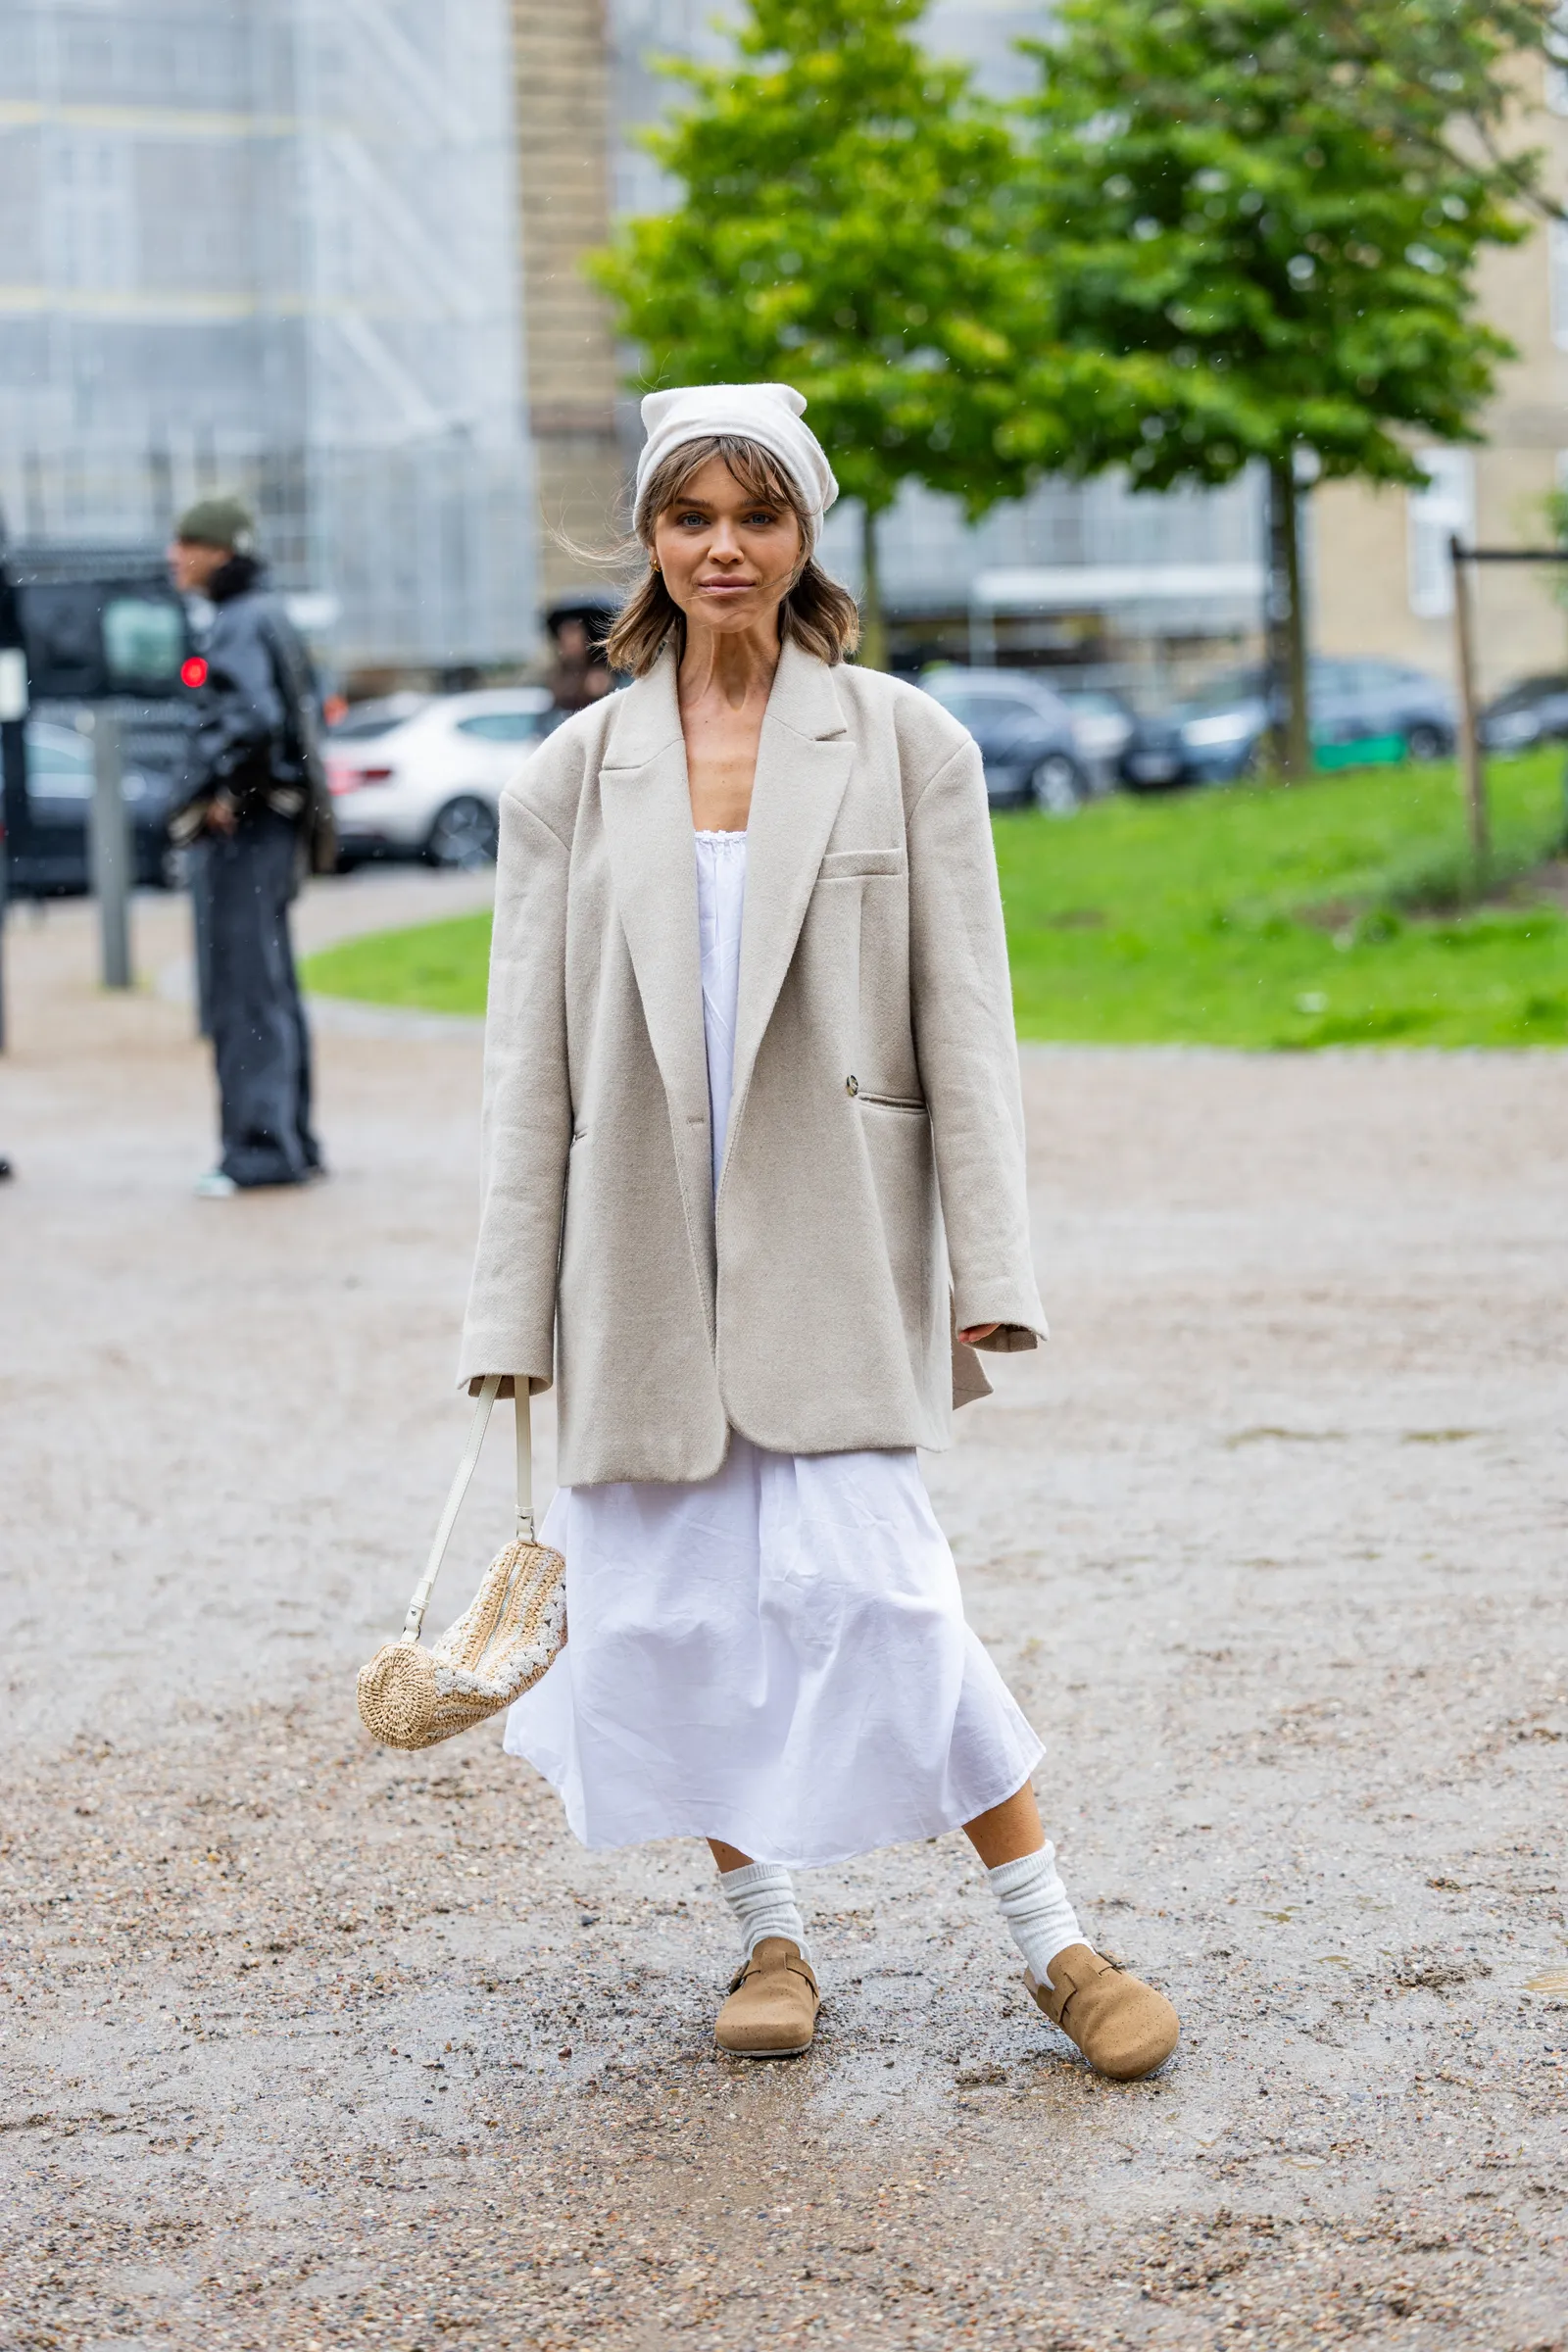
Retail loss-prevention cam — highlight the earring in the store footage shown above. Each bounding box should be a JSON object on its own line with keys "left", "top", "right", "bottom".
{"left": 650, "top": 554, "right": 661, "bottom": 572}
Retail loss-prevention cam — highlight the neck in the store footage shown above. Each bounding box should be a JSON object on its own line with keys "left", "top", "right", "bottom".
{"left": 208, "top": 552, "right": 263, "bottom": 603}
{"left": 676, "top": 614, "right": 782, "bottom": 710}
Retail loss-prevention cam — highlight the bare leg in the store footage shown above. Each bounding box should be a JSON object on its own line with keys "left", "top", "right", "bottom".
{"left": 709, "top": 1839, "right": 754, "bottom": 1873}
{"left": 962, "top": 1781, "right": 1046, "bottom": 1869}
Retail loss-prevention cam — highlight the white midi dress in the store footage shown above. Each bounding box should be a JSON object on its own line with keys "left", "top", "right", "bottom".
{"left": 503, "top": 828, "right": 1044, "bottom": 1869}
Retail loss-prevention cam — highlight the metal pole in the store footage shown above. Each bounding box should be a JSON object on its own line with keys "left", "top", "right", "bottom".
{"left": 0, "top": 650, "right": 28, "bottom": 1054}
{"left": 89, "top": 707, "right": 132, "bottom": 989}
{"left": 1447, "top": 534, "right": 1489, "bottom": 869}
{"left": 0, "top": 769, "right": 8, "bottom": 1054}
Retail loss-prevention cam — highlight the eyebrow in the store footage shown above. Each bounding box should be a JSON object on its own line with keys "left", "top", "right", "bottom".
{"left": 671, "top": 495, "right": 781, "bottom": 512}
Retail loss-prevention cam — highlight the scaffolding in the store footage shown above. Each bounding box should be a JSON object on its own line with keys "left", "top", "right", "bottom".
{"left": 0, "top": 0, "right": 536, "bottom": 673}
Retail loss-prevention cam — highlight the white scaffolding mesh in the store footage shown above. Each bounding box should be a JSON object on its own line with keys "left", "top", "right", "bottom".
{"left": 0, "top": 0, "right": 536, "bottom": 671}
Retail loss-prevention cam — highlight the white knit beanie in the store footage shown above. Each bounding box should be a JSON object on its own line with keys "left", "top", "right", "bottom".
{"left": 634, "top": 382, "right": 840, "bottom": 544}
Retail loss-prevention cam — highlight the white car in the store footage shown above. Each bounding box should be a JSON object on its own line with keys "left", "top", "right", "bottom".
{"left": 326, "top": 687, "right": 555, "bottom": 868}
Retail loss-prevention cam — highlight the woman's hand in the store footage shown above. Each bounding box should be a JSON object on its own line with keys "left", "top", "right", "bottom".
{"left": 957, "top": 1323, "right": 1000, "bottom": 1346}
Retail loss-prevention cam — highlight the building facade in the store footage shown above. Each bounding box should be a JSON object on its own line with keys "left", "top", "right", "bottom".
{"left": 21, "top": 5, "right": 1542, "bottom": 691}
{"left": 1, "top": 0, "right": 535, "bottom": 675}
{"left": 512, "top": 1, "right": 622, "bottom": 605}
{"left": 1312, "top": 59, "right": 1568, "bottom": 699}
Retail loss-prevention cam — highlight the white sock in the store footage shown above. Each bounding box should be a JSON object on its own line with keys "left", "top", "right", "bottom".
{"left": 717, "top": 1860, "right": 809, "bottom": 1963}
{"left": 989, "top": 1844, "right": 1085, "bottom": 1983}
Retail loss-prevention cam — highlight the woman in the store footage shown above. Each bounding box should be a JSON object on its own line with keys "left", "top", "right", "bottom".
{"left": 462, "top": 383, "right": 1178, "bottom": 2080}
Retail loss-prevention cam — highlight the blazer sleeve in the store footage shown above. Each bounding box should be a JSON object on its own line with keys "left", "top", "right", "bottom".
{"left": 457, "top": 786, "right": 572, "bottom": 1392}
{"left": 906, "top": 737, "right": 1047, "bottom": 1353}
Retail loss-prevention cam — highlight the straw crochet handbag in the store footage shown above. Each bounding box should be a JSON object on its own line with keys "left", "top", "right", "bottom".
{"left": 357, "top": 1375, "right": 566, "bottom": 1750}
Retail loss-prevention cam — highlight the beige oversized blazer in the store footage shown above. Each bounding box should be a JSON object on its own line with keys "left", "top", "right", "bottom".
{"left": 458, "top": 638, "right": 1047, "bottom": 1486}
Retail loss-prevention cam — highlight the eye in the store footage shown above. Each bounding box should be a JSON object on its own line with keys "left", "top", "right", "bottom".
{"left": 744, "top": 509, "right": 781, "bottom": 527}
{"left": 674, "top": 509, "right": 709, "bottom": 526}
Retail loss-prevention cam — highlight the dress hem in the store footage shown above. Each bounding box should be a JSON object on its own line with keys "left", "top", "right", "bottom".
{"left": 505, "top": 1729, "right": 1046, "bottom": 1873}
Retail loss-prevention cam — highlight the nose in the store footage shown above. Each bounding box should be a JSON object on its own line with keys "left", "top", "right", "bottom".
{"left": 707, "top": 520, "right": 744, "bottom": 564}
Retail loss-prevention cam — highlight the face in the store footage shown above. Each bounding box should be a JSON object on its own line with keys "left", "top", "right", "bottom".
{"left": 167, "top": 539, "right": 230, "bottom": 595}
{"left": 651, "top": 455, "right": 804, "bottom": 636}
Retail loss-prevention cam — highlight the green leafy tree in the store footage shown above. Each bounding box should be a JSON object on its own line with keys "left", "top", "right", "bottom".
{"left": 592, "top": 0, "right": 1048, "bottom": 667}
{"left": 1010, "top": 0, "right": 1553, "bottom": 776}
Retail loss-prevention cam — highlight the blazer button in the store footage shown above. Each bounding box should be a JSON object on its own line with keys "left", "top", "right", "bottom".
{"left": 846, "top": 1074, "right": 858, "bottom": 1097}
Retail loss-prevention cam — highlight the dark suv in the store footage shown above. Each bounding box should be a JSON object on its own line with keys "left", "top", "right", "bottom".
{"left": 1121, "top": 659, "right": 1456, "bottom": 790}
{"left": 918, "top": 666, "right": 1091, "bottom": 810}
{"left": 1, "top": 548, "right": 197, "bottom": 897}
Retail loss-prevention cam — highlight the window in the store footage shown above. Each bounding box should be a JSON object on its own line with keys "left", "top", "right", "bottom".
{"left": 24, "top": 725, "right": 92, "bottom": 801}
{"left": 328, "top": 696, "right": 425, "bottom": 741}
{"left": 455, "top": 710, "right": 545, "bottom": 742}
{"left": 977, "top": 696, "right": 1049, "bottom": 734}
{"left": 103, "top": 597, "right": 184, "bottom": 684}
{"left": 1407, "top": 449, "right": 1474, "bottom": 619}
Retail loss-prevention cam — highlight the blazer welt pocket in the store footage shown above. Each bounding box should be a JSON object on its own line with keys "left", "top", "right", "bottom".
{"left": 848, "top": 1076, "right": 927, "bottom": 1113}
{"left": 817, "top": 847, "right": 907, "bottom": 879}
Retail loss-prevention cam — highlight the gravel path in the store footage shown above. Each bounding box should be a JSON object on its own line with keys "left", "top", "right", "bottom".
{"left": 2, "top": 879, "right": 1565, "bottom": 2351}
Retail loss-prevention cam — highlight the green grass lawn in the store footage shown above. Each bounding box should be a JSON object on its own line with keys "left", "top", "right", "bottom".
{"left": 302, "top": 752, "right": 1568, "bottom": 1049}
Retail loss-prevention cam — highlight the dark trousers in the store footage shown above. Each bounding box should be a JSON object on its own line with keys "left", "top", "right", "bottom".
{"left": 190, "top": 811, "right": 320, "bottom": 1187}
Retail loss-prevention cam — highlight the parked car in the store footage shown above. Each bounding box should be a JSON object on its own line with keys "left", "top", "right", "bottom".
{"left": 1053, "top": 684, "right": 1136, "bottom": 781}
{"left": 327, "top": 687, "right": 555, "bottom": 868}
{"left": 1120, "top": 659, "right": 1456, "bottom": 790}
{"left": 7, "top": 716, "right": 175, "bottom": 895}
{"left": 918, "top": 666, "right": 1090, "bottom": 810}
{"left": 1479, "top": 670, "right": 1568, "bottom": 751}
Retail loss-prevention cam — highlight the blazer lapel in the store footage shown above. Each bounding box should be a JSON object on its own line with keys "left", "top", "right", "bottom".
{"left": 599, "top": 655, "right": 715, "bottom": 1288}
{"left": 725, "top": 642, "right": 855, "bottom": 1173}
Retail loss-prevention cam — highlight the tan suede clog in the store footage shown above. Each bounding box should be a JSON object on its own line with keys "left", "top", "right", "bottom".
{"left": 1025, "top": 1943, "right": 1179, "bottom": 2081}
{"left": 714, "top": 1936, "right": 819, "bottom": 2058}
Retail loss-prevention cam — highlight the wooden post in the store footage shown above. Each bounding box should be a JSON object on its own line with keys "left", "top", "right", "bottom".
{"left": 859, "top": 503, "right": 888, "bottom": 673}
{"left": 1449, "top": 532, "right": 1489, "bottom": 869}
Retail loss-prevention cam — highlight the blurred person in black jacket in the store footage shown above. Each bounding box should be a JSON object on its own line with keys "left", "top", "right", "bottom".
{"left": 168, "top": 496, "right": 335, "bottom": 1197}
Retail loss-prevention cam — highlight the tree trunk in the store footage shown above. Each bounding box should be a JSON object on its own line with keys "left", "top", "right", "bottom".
{"left": 1267, "top": 459, "right": 1310, "bottom": 782}
{"left": 858, "top": 503, "right": 888, "bottom": 671}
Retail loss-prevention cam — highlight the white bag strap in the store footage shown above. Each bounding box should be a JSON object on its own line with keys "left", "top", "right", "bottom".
{"left": 401, "top": 1376, "right": 535, "bottom": 1643}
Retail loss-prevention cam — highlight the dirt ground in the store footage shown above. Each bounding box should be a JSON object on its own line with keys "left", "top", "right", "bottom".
{"left": 2, "top": 875, "right": 1565, "bottom": 2352}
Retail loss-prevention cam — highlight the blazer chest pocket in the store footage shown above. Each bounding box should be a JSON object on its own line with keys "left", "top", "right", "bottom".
{"left": 817, "top": 847, "right": 906, "bottom": 880}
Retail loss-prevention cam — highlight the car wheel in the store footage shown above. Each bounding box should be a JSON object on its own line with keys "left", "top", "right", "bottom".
{"left": 1031, "top": 752, "right": 1088, "bottom": 814}
{"left": 1404, "top": 723, "right": 1448, "bottom": 762}
{"left": 425, "top": 795, "right": 499, "bottom": 869}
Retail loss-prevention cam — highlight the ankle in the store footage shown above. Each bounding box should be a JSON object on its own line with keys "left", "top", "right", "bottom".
{"left": 717, "top": 1859, "right": 810, "bottom": 1964}
{"left": 988, "top": 1843, "right": 1084, "bottom": 1983}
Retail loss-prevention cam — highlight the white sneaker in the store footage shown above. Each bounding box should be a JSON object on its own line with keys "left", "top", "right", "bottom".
{"left": 194, "top": 1169, "right": 238, "bottom": 1199}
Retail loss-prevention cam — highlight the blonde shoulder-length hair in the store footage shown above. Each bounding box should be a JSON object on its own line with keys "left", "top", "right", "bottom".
{"left": 605, "top": 433, "right": 860, "bottom": 677}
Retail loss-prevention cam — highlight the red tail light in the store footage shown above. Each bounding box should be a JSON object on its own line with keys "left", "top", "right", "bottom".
{"left": 180, "top": 655, "right": 208, "bottom": 689}
{"left": 327, "top": 760, "right": 395, "bottom": 795}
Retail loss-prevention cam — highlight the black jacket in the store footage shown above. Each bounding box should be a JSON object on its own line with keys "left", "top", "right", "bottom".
{"left": 171, "top": 558, "right": 333, "bottom": 870}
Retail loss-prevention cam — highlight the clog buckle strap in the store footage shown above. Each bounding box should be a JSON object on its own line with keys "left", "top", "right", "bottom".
{"left": 727, "top": 1949, "right": 818, "bottom": 1998}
